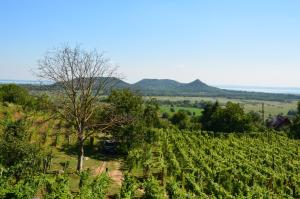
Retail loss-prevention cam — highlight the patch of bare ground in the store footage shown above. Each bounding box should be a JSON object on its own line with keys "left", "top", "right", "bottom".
{"left": 94, "top": 160, "right": 124, "bottom": 197}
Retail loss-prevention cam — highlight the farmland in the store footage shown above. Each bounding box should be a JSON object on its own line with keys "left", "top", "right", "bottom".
{"left": 152, "top": 96, "right": 297, "bottom": 117}
{"left": 127, "top": 129, "right": 300, "bottom": 198}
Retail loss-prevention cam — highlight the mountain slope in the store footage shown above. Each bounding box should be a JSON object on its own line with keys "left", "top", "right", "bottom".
{"left": 131, "top": 79, "right": 223, "bottom": 95}
{"left": 23, "top": 78, "right": 300, "bottom": 101}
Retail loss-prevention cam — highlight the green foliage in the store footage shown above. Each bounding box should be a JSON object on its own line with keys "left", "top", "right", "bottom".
{"left": 290, "top": 102, "right": 300, "bottom": 138}
{"left": 289, "top": 101, "right": 300, "bottom": 138}
{"left": 201, "top": 101, "right": 255, "bottom": 133}
{"left": 211, "top": 102, "right": 252, "bottom": 133}
{"left": 0, "top": 175, "right": 41, "bottom": 199}
{"left": 119, "top": 174, "right": 137, "bottom": 199}
{"left": 108, "top": 89, "right": 143, "bottom": 117}
{"left": 200, "top": 101, "right": 220, "bottom": 130}
{"left": 143, "top": 176, "right": 164, "bottom": 199}
{"left": 170, "top": 110, "right": 190, "bottom": 130}
{"left": 107, "top": 89, "right": 144, "bottom": 149}
{"left": 0, "top": 84, "right": 30, "bottom": 105}
{"left": 166, "top": 180, "right": 187, "bottom": 199}
{"left": 163, "top": 129, "right": 300, "bottom": 197}
{"left": 108, "top": 89, "right": 162, "bottom": 151}
{"left": 27, "top": 94, "right": 53, "bottom": 112}
{"left": 125, "top": 128, "right": 300, "bottom": 197}
{"left": 0, "top": 119, "right": 45, "bottom": 179}
{"left": 291, "top": 118, "right": 300, "bottom": 138}
{"left": 76, "top": 170, "right": 110, "bottom": 199}
{"left": 44, "top": 175, "right": 72, "bottom": 199}
{"left": 143, "top": 98, "right": 161, "bottom": 128}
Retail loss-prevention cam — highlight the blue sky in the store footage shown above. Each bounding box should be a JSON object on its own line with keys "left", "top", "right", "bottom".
{"left": 1, "top": 0, "right": 300, "bottom": 86}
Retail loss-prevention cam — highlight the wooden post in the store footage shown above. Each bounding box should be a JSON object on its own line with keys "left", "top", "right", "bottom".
{"left": 262, "top": 103, "right": 265, "bottom": 124}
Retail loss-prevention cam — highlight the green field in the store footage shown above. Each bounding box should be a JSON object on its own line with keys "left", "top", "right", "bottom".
{"left": 159, "top": 105, "right": 202, "bottom": 116}
{"left": 150, "top": 96, "right": 298, "bottom": 117}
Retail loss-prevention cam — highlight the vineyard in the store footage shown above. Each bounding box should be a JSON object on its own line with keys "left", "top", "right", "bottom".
{"left": 128, "top": 130, "right": 300, "bottom": 198}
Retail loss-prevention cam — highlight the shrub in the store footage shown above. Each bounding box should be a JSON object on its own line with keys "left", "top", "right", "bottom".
{"left": 0, "top": 84, "right": 30, "bottom": 105}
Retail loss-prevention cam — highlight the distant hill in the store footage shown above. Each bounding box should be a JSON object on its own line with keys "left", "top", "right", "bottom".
{"left": 130, "top": 79, "right": 223, "bottom": 96}
{"left": 21, "top": 77, "right": 300, "bottom": 101}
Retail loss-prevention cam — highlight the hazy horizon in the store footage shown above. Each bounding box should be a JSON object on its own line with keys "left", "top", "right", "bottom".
{"left": 2, "top": 78, "right": 300, "bottom": 95}
{"left": 1, "top": 1, "right": 300, "bottom": 87}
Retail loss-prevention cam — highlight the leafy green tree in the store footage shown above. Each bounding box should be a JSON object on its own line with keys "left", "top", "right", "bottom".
{"left": 108, "top": 89, "right": 163, "bottom": 150}
{"left": 247, "top": 111, "right": 264, "bottom": 130}
{"left": 107, "top": 89, "right": 144, "bottom": 145}
{"left": 170, "top": 110, "right": 190, "bottom": 129}
{"left": 0, "top": 119, "right": 45, "bottom": 180}
{"left": 143, "top": 98, "right": 160, "bottom": 128}
{"left": 210, "top": 102, "right": 251, "bottom": 133}
{"left": 200, "top": 101, "right": 220, "bottom": 130}
{"left": 190, "top": 115, "right": 202, "bottom": 130}
{"left": 27, "top": 94, "right": 53, "bottom": 112}
{"left": 290, "top": 101, "right": 300, "bottom": 138}
{"left": 201, "top": 101, "right": 253, "bottom": 133}
{"left": 108, "top": 89, "right": 143, "bottom": 116}
{"left": 0, "top": 84, "right": 30, "bottom": 105}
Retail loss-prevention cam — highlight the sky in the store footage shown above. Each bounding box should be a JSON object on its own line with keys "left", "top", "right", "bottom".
{"left": 0, "top": 0, "right": 300, "bottom": 87}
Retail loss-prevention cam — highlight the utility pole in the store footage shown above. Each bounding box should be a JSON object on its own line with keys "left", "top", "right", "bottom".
{"left": 262, "top": 103, "right": 265, "bottom": 124}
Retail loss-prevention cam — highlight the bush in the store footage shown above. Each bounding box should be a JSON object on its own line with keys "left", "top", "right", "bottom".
{"left": 0, "top": 119, "right": 45, "bottom": 179}
{"left": 0, "top": 84, "right": 30, "bottom": 105}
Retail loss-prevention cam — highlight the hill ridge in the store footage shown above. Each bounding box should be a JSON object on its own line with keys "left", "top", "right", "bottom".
{"left": 20, "top": 77, "right": 300, "bottom": 101}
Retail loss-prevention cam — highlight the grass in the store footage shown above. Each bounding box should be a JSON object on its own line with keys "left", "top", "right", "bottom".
{"left": 152, "top": 96, "right": 298, "bottom": 116}
{"left": 49, "top": 147, "right": 103, "bottom": 192}
{"left": 160, "top": 105, "right": 202, "bottom": 116}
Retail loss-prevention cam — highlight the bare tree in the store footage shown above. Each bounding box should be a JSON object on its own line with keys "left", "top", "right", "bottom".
{"left": 37, "top": 45, "right": 123, "bottom": 171}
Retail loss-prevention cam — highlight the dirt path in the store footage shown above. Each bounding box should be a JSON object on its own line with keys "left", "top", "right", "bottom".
{"left": 94, "top": 162, "right": 107, "bottom": 175}
{"left": 108, "top": 161, "right": 123, "bottom": 186}
{"left": 94, "top": 161, "right": 123, "bottom": 186}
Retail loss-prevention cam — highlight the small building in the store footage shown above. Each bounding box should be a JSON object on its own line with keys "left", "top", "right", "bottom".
{"left": 266, "top": 115, "right": 291, "bottom": 130}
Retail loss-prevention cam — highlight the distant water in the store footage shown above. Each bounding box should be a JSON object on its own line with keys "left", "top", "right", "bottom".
{"left": 217, "top": 85, "right": 300, "bottom": 95}
{"left": 0, "top": 79, "right": 52, "bottom": 85}
{"left": 1, "top": 80, "right": 300, "bottom": 95}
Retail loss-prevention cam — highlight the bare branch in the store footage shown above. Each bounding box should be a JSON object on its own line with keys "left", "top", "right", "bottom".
{"left": 37, "top": 44, "right": 121, "bottom": 171}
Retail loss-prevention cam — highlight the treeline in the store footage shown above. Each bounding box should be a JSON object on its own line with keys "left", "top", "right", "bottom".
{"left": 160, "top": 101, "right": 263, "bottom": 133}
{"left": 0, "top": 84, "right": 52, "bottom": 111}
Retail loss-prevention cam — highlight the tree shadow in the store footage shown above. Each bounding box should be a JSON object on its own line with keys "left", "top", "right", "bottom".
{"left": 59, "top": 136, "right": 125, "bottom": 162}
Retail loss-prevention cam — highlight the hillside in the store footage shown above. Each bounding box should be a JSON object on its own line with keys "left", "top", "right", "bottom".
{"left": 127, "top": 78, "right": 300, "bottom": 101}
{"left": 22, "top": 78, "right": 300, "bottom": 101}
{"left": 131, "top": 79, "right": 221, "bottom": 95}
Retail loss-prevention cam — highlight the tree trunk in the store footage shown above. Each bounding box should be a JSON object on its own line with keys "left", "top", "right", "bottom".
{"left": 90, "top": 136, "right": 94, "bottom": 148}
{"left": 67, "top": 134, "right": 71, "bottom": 146}
{"left": 77, "top": 134, "right": 84, "bottom": 172}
